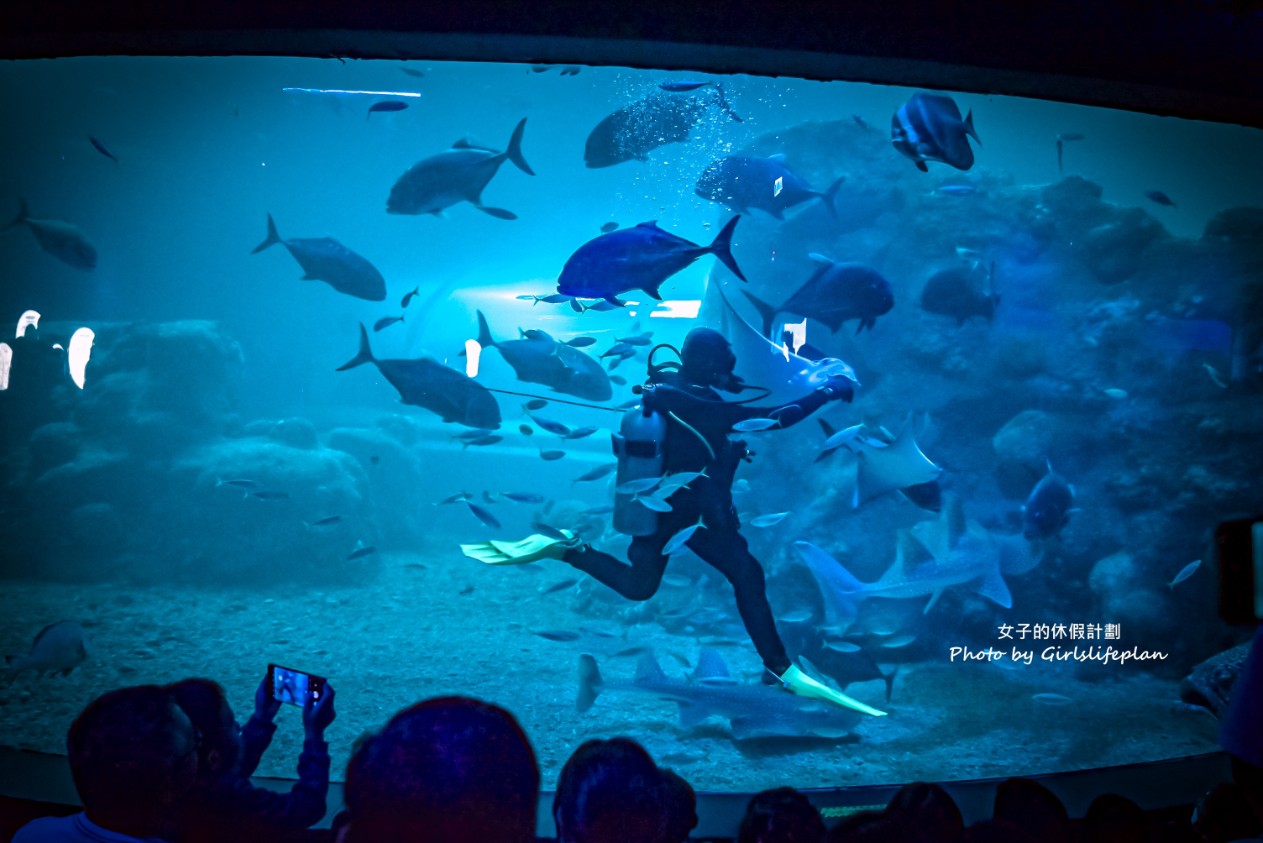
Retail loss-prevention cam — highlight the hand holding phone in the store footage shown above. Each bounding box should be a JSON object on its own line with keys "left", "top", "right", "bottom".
{"left": 303, "top": 681, "right": 337, "bottom": 739}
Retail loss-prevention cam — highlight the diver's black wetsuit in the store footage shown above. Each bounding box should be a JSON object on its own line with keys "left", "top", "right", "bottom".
{"left": 564, "top": 370, "right": 837, "bottom": 676}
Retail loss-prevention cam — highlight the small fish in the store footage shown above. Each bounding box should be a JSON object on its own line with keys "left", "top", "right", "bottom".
{"left": 305, "top": 515, "right": 344, "bottom": 528}
{"left": 531, "top": 521, "right": 569, "bottom": 541}
{"left": 1145, "top": 190, "right": 1176, "bottom": 208}
{"left": 1032, "top": 693, "right": 1074, "bottom": 706}
{"left": 613, "top": 645, "right": 652, "bottom": 658}
{"left": 399, "top": 67, "right": 426, "bottom": 78}
{"left": 539, "top": 449, "right": 566, "bottom": 461}
{"left": 780, "top": 608, "right": 814, "bottom": 623}
{"left": 934, "top": 184, "right": 976, "bottom": 196}
{"left": 617, "top": 477, "right": 662, "bottom": 495}
{"left": 1168, "top": 559, "right": 1202, "bottom": 589}
{"left": 583, "top": 505, "right": 615, "bottom": 516}
{"left": 502, "top": 492, "right": 546, "bottom": 503}
{"left": 661, "top": 574, "right": 693, "bottom": 588}
{"left": 601, "top": 342, "right": 635, "bottom": 359}
{"left": 1102, "top": 388, "right": 1128, "bottom": 399}
{"left": 454, "top": 428, "right": 498, "bottom": 441}
{"left": 635, "top": 494, "right": 673, "bottom": 513}
{"left": 824, "top": 640, "right": 862, "bottom": 653}
{"left": 575, "top": 463, "right": 618, "bottom": 483}
{"left": 530, "top": 414, "right": 572, "bottom": 436}
{"left": 732, "top": 417, "right": 781, "bottom": 432}
{"left": 562, "top": 426, "right": 600, "bottom": 440}
{"left": 663, "top": 518, "right": 706, "bottom": 555}
{"left": 852, "top": 113, "right": 870, "bottom": 130}
{"left": 367, "top": 100, "right": 409, "bottom": 119}
{"left": 216, "top": 478, "right": 260, "bottom": 490}
{"left": 600, "top": 222, "right": 619, "bottom": 233}
{"left": 373, "top": 315, "right": 405, "bottom": 332}
{"left": 659, "top": 80, "right": 712, "bottom": 92}
{"left": 440, "top": 492, "right": 473, "bottom": 504}
{"left": 559, "top": 66, "right": 582, "bottom": 76}
{"left": 565, "top": 336, "right": 597, "bottom": 348}
{"left": 616, "top": 334, "right": 653, "bottom": 347}
{"left": 610, "top": 375, "right": 627, "bottom": 386}
{"left": 880, "top": 634, "right": 917, "bottom": 649}
{"left": 481, "top": 491, "right": 498, "bottom": 504}
{"left": 465, "top": 500, "right": 501, "bottom": 529}
{"left": 541, "top": 578, "right": 579, "bottom": 594}
{"left": 403, "top": 562, "right": 427, "bottom": 570}
{"left": 459, "top": 585, "right": 475, "bottom": 596}
{"left": 462, "top": 435, "right": 503, "bottom": 448}
{"left": 347, "top": 543, "right": 378, "bottom": 561}
{"left": 401, "top": 286, "right": 420, "bottom": 308}
{"left": 749, "top": 512, "right": 790, "bottom": 528}
{"left": 534, "top": 630, "right": 581, "bottom": 642}
{"left": 519, "top": 424, "right": 534, "bottom": 436}
{"left": 524, "top": 399, "right": 549, "bottom": 410}
{"left": 88, "top": 136, "right": 118, "bottom": 163}
{"left": 252, "top": 491, "right": 290, "bottom": 501}
{"left": 1203, "top": 363, "right": 1229, "bottom": 388}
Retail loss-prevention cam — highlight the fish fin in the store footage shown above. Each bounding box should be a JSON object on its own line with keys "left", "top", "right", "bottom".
{"left": 963, "top": 109, "right": 981, "bottom": 145}
{"left": 818, "top": 418, "right": 837, "bottom": 437}
{"left": 822, "top": 176, "right": 845, "bottom": 219}
{"left": 603, "top": 296, "right": 626, "bottom": 308}
{"left": 335, "top": 323, "right": 374, "bottom": 371}
{"left": 475, "top": 310, "right": 496, "bottom": 349}
{"left": 577, "top": 654, "right": 603, "bottom": 712}
{"left": 768, "top": 153, "right": 786, "bottom": 162}
{"left": 923, "top": 588, "right": 945, "bottom": 613}
{"left": 741, "top": 290, "right": 779, "bottom": 339}
{"left": 708, "top": 216, "right": 747, "bottom": 282}
{"left": 915, "top": 159, "right": 928, "bottom": 173}
{"left": 676, "top": 701, "right": 709, "bottom": 731}
{"left": 504, "top": 117, "right": 534, "bottom": 175}
{"left": 2, "top": 198, "right": 29, "bottom": 233}
{"left": 476, "top": 205, "right": 518, "bottom": 220}
{"left": 693, "top": 648, "right": 731, "bottom": 682}
{"left": 644, "top": 284, "right": 664, "bottom": 301}
{"left": 250, "top": 213, "right": 281, "bottom": 254}
{"left": 973, "top": 567, "right": 1012, "bottom": 608}
{"left": 634, "top": 650, "right": 668, "bottom": 685}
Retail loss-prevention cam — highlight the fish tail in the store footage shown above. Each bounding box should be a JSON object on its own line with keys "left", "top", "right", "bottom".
{"left": 741, "top": 290, "right": 779, "bottom": 340}
{"left": 1, "top": 198, "right": 29, "bottom": 234}
{"left": 708, "top": 216, "right": 747, "bottom": 282}
{"left": 250, "top": 213, "right": 281, "bottom": 254}
{"left": 335, "top": 323, "right": 375, "bottom": 371}
{"left": 504, "top": 118, "right": 535, "bottom": 176}
{"left": 822, "top": 176, "right": 846, "bottom": 219}
{"left": 475, "top": 310, "right": 496, "bottom": 348}
{"left": 577, "top": 654, "right": 603, "bottom": 713}
{"left": 964, "top": 109, "right": 981, "bottom": 145}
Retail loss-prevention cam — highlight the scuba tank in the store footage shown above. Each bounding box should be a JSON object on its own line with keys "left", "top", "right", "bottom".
{"left": 612, "top": 403, "right": 666, "bottom": 536}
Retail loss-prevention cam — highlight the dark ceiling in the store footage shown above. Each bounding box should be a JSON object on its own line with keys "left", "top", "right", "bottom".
{"left": 3, "top": 0, "right": 1261, "bottom": 128}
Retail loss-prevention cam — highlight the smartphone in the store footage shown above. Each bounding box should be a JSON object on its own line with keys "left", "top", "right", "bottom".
{"left": 1217, "top": 517, "right": 1263, "bottom": 625}
{"left": 267, "top": 663, "right": 327, "bottom": 707}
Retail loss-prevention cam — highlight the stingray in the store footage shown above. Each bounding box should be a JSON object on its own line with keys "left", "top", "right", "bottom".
{"left": 851, "top": 424, "right": 942, "bottom": 509}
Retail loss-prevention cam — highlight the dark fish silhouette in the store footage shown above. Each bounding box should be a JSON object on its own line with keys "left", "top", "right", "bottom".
{"left": 1145, "top": 190, "right": 1176, "bottom": 208}
{"left": 88, "top": 136, "right": 118, "bottom": 163}
{"left": 466, "top": 500, "right": 501, "bottom": 529}
{"left": 2, "top": 199, "right": 97, "bottom": 270}
{"left": 252, "top": 214, "right": 386, "bottom": 301}
{"left": 696, "top": 154, "right": 844, "bottom": 220}
{"left": 1023, "top": 461, "right": 1076, "bottom": 540}
{"left": 920, "top": 264, "right": 999, "bottom": 325}
{"left": 1055, "top": 132, "right": 1085, "bottom": 174}
{"left": 386, "top": 118, "right": 533, "bottom": 219}
{"left": 373, "top": 315, "right": 405, "bottom": 332}
{"left": 347, "top": 543, "right": 378, "bottom": 561}
{"left": 584, "top": 88, "right": 742, "bottom": 168}
{"left": 337, "top": 323, "right": 501, "bottom": 429}
{"left": 558, "top": 217, "right": 746, "bottom": 306}
{"left": 401, "top": 286, "right": 420, "bottom": 308}
{"left": 475, "top": 311, "right": 612, "bottom": 401}
{"left": 399, "top": 67, "right": 426, "bottom": 78}
{"left": 367, "top": 100, "right": 408, "bottom": 119}
{"left": 599, "top": 221, "right": 619, "bottom": 233}
{"left": 743, "top": 254, "right": 893, "bottom": 337}
{"left": 659, "top": 80, "right": 712, "bottom": 92}
{"left": 892, "top": 92, "right": 980, "bottom": 172}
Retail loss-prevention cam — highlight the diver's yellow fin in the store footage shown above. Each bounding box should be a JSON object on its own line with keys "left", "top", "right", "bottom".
{"left": 779, "top": 664, "right": 887, "bottom": 717}
{"left": 461, "top": 530, "right": 577, "bottom": 565}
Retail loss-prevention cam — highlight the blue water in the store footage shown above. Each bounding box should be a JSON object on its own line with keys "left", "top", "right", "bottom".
{"left": 0, "top": 56, "right": 1258, "bottom": 793}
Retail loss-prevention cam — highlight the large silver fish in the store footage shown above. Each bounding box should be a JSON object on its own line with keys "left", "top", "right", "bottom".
{"left": 337, "top": 323, "right": 501, "bottom": 429}
{"left": 2, "top": 199, "right": 97, "bottom": 270}
{"left": 475, "top": 311, "right": 611, "bottom": 401}
{"left": 252, "top": 214, "right": 386, "bottom": 301}
{"left": 3, "top": 620, "right": 91, "bottom": 685}
{"left": 386, "top": 118, "right": 533, "bottom": 220}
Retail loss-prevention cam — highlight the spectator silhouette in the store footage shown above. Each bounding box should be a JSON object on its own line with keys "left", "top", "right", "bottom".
{"left": 824, "top": 810, "right": 915, "bottom": 843}
{"left": 659, "top": 768, "right": 698, "bottom": 843}
{"left": 885, "top": 781, "right": 964, "bottom": 843}
{"left": 341, "top": 695, "right": 539, "bottom": 843}
{"left": 991, "top": 778, "right": 1071, "bottom": 843}
{"left": 738, "top": 786, "right": 825, "bottom": 843}
{"left": 168, "top": 674, "right": 335, "bottom": 843}
{"left": 1078, "top": 792, "right": 1150, "bottom": 843}
{"left": 553, "top": 737, "right": 667, "bottom": 843}
{"left": 12, "top": 684, "right": 199, "bottom": 842}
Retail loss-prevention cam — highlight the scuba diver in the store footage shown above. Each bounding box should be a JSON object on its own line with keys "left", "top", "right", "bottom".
{"left": 462, "top": 327, "right": 885, "bottom": 717}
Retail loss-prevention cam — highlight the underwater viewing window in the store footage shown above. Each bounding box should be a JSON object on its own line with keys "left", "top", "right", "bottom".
{"left": 0, "top": 42, "right": 1260, "bottom": 815}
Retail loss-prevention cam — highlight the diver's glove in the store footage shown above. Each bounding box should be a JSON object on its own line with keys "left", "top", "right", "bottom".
{"left": 461, "top": 530, "right": 581, "bottom": 565}
{"left": 778, "top": 664, "right": 887, "bottom": 717}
